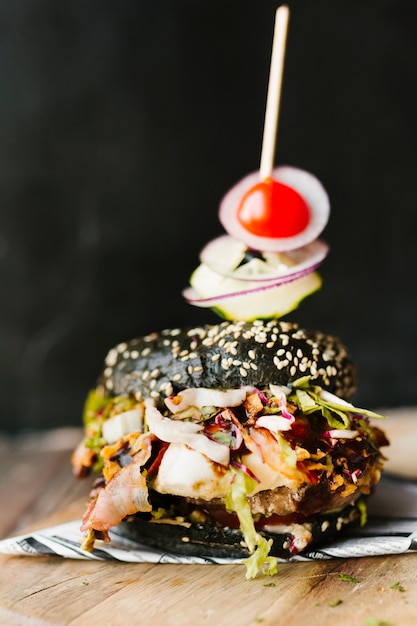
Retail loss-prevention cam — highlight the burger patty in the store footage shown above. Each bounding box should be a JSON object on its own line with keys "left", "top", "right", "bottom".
{"left": 154, "top": 430, "right": 384, "bottom": 519}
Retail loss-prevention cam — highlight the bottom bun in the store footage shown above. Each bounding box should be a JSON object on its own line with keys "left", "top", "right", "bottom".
{"left": 116, "top": 504, "right": 360, "bottom": 560}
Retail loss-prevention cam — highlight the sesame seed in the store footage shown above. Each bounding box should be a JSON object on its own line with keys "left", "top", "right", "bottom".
{"left": 105, "top": 349, "right": 118, "bottom": 367}
{"left": 248, "top": 349, "right": 256, "bottom": 360}
{"left": 266, "top": 341, "right": 275, "bottom": 349}
{"left": 290, "top": 365, "right": 297, "bottom": 377}
{"left": 211, "top": 353, "right": 220, "bottom": 362}
{"left": 131, "top": 350, "right": 139, "bottom": 359}
{"left": 187, "top": 327, "right": 207, "bottom": 338}
{"left": 103, "top": 367, "right": 113, "bottom": 378}
{"left": 280, "top": 335, "right": 289, "bottom": 346}
{"left": 172, "top": 373, "right": 182, "bottom": 382}
{"left": 117, "top": 342, "right": 128, "bottom": 353}
{"left": 277, "top": 348, "right": 285, "bottom": 356}
{"left": 141, "top": 348, "right": 151, "bottom": 357}
{"left": 239, "top": 367, "right": 248, "bottom": 377}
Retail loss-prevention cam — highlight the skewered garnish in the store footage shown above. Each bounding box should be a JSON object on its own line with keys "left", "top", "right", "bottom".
{"left": 184, "top": 7, "right": 330, "bottom": 320}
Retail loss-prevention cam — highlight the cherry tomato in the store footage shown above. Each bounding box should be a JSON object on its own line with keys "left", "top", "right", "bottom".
{"left": 237, "top": 177, "right": 310, "bottom": 238}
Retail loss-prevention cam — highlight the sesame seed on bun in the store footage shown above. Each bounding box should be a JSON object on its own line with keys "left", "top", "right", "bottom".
{"left": 98, "top": 319, "right": 357, "bottom": 405}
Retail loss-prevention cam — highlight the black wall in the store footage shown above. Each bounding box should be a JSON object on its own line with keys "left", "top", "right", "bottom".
{"left": 1, "top": 0, "right": 416, "bottom": 433}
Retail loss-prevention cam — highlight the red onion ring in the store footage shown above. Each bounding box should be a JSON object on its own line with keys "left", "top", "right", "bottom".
{"left": 182, "top": 268, "right": 319, "bottom": 307}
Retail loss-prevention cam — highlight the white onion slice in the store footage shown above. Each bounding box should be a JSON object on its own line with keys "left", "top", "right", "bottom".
{"left": 319, "top": 389, "right": 355, "bottom": 409}
{"left": 199, "top": 235, "right": 328, "bottom": 283}
{"left": 165, "top": 387, "right": 247, "bottom": 414}
{"left": 256, "top": 414, "right": 294, "bottom": 432}
{"left": 144, "top": 399, "right": 230, "bottom": 465}
{"left": 328, "top": 429, "right": 359, "bottom": 439}
{"left": 219, "top": 166, "right": 330, "bottom": 252}
{"left": 102, "top": 408, "right": 144, "bottom": 444}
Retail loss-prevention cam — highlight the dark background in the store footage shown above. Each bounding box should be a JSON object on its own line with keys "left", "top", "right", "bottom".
{"left": 1, "top": 0, "right": 416, "bottom": 433}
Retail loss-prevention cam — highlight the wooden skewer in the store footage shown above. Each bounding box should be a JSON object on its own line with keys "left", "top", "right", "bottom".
{"left": 259, "top": 5, "right": 290, "bottom": 181}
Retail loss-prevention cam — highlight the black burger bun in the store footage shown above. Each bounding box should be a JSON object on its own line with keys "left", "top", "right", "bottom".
{"left": 117, "top": 504, "right": 359, "bottom": 560}
{"left": 98, "top": 320, "right": 357, "bottom": 405}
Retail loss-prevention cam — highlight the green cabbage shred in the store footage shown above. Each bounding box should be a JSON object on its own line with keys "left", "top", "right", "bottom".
{"left": 225, "top": 468, "right": 278, "bottom": 579}
{"left": 289, "top": 377, "right": 386, "bottom": 430}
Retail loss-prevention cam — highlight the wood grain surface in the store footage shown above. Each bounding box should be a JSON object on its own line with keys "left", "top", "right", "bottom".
{"left": 0, "top": 410, "right": 416, "bottom": 626}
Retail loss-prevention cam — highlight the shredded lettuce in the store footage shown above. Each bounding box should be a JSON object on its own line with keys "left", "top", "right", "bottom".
{"left": 356, "top": 497, "right": 367, "bottom": 527}
{"left": 210, "top": 431, "right": 234, "bottom": 446}
{"left": 289, "top": 377, "right": 386, "bottom": 430}
{"left": 225, "top": 468, "right": 278, "bottom": 579}
{"left": 275, "top": 432, "right": 298, "bottom": 468}
{"left": 83, "top": 389, "right": 138, "bottom": 427}
{"left": 83, "top": 389, "right": 110, "bottom": 424}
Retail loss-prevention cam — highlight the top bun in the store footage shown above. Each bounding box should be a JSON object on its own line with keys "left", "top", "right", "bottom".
{"left": 98, "top": 320, "right": 357, "bottom": 405}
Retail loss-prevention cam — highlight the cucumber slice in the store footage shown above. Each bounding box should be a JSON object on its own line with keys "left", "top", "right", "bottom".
{"left": 188, "top": 263, "right": 322, "bottom": 321}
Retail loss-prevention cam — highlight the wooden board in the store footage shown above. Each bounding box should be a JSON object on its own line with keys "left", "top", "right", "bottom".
{"left": 1, "top": 415, "right": 417, "bottom": 626}
{"left": 1, "top": 534, "right": 417, "bottom": 626}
